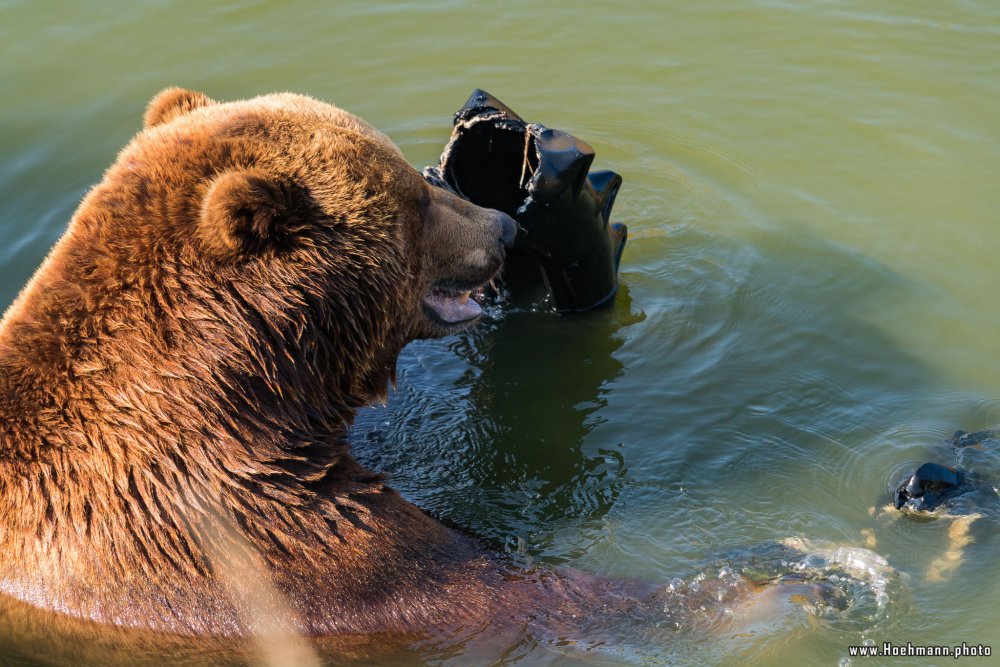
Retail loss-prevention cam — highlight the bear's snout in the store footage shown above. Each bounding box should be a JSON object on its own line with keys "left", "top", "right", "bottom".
{"left": 417, "top": 189, "right": 514, "bottom": 333}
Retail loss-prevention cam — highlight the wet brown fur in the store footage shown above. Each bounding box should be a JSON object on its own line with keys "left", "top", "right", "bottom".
{"left": 0, "top": 90, "right": 554, "bottom": 649}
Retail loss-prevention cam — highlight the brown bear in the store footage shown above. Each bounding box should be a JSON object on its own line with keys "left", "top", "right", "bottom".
{"left": 0, "top": 89, "right": 814, "bottom": 665}
{"left": 0, "top": 88, "right": 650, "bottom": 662}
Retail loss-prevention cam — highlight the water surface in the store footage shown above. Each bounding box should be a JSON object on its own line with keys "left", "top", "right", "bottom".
{"left": 2, "top": 1, "right": 999, "bottom": 665}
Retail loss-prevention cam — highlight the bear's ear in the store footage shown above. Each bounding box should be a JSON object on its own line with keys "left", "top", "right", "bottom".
{"left": 144, "top": 87, "right": 215, "bottom": 129}
{"left": 197, "top": 170, "right": 298, "bottom": 261}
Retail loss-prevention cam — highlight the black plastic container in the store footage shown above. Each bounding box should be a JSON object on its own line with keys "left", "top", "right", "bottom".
{"left": 424, "top": 90, "right": 627, "bottom": 312}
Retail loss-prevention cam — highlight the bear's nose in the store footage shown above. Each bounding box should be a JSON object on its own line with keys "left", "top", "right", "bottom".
{"left": 497, "top": 211, "right": 518, "bottom": 248}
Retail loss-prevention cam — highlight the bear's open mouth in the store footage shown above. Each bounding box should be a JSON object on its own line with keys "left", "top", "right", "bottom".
{"left": 422, "top": 281, "right": 486, "bottom": 325}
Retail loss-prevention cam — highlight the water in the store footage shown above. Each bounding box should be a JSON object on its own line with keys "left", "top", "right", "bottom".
{"left": 2, "top": 0, "right": 999, "bottom": 664}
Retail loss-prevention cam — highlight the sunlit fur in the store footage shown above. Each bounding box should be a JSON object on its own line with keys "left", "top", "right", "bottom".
{"left": 0, "top": 90, "right": 514, "bottom": 640}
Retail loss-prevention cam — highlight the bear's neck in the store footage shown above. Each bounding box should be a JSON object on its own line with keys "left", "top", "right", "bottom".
{"left": 0, "top": 251, "right": 398, "bottom": 583}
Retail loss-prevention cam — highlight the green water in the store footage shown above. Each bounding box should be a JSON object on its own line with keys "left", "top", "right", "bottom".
{"left": 2, "top": 1, "right": 999, "bottom": 665}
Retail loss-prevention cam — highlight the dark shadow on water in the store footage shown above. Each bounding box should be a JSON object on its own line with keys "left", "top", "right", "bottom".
{"left": 454, "top": 286, "right": 646, "bottom": 558}
{"left": 353, "top": 285, "right": 645, "bottom": 561}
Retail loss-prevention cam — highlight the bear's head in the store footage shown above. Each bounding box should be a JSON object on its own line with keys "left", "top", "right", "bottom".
{"left": 172, "top": 89, "right": 516, "bottom": 376}
{"left": 45, "top": 88, "right": 517, "bottom": 406}
{"left": 147, "top": 88, "right": 515, "bottom": 330}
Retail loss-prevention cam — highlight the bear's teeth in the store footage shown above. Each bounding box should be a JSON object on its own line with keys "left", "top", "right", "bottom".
{"left": 458, "top": 291, "right": 471, "bottom": 304}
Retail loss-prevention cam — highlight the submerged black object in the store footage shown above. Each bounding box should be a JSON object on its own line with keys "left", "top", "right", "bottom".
{"left": 424, "top": 90, "right": 627, "bottom": 312}
{"left": 893, "top": 462, "right": 963, "bottom": 511}
{"left": 890, "top": 430, "right": 1000, "bottom": 513}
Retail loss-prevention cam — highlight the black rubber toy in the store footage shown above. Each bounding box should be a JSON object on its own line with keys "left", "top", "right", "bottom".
{"left": 424, "top": 90, "right": 627, "bottom": 312}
